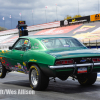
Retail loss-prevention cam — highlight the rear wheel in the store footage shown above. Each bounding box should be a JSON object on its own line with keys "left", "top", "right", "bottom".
{"left": 77, "top": 73, "right": 97, "bottom": 86}
{"left": 29, "top": 64, "right": 49, "bottom": 91}
{"left": 0, "top": 62, "right": 7, "bottom": 78}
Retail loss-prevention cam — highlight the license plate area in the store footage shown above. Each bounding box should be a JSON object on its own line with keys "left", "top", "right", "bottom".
{"left": 77, "top": 67, "right": 87, "bottom": 74}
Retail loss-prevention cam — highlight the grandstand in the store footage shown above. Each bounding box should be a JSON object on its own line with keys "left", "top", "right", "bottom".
{"left": 1, "top": 13, "right": 100, "bottom": 49}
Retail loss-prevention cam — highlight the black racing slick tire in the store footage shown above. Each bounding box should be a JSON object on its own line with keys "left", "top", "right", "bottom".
{"left": 29, "top": 64, "right": 49, "bottom": 91}
{"left": 77, "top": 73, "right": 97, "bottom": 86}
{"left": 0, "top": 62, "right": 7, "bottom": 78}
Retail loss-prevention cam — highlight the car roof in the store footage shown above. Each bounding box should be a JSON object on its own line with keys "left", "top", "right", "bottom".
{"left": 19, "top": 35, "right": 74, "bottom": 39}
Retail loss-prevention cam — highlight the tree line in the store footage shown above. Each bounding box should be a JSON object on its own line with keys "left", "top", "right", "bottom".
{"left": 0, "top": 27, "right": 7, "bottom": 31}
{"left": 64, "top": 15, "right": 82, "bottom": 20}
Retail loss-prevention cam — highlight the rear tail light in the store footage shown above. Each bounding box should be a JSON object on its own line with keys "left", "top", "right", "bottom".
{"left": 92, "top": 58, "right": 100, "bottom": 62}
{"left": 56, "top": 61, "right": 62, "bottom": 65}
{"left": 92, "top": 58, "right": 97, "bottom": 62}
{"left": 97, "top": 58, "right": 100, "bottom": 61}
{"left": 56, "top": 60, "right": 73, "bottom": 65}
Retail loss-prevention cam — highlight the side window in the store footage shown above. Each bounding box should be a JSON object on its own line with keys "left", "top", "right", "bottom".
{"left": 23, "top": 40, "right": 31, "bottom": 51}
{"left": 13, "top": 39, "right": 31, "bottom": 51}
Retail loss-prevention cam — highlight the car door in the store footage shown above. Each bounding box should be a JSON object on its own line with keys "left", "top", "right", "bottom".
{"left": 5, "top": 38, "right": 30, "bottom": 72}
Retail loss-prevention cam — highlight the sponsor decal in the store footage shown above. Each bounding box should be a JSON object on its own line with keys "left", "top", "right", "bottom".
{"left": 23, "top": 62, "right": 27, "bottom": 73}
{"left": 34, "top": 43, "right": 39, "bottom": 46}
{"left": 69, "top": 19, "right": 87, "bottom": 24}
{"left": 23, "top": 62, "right": 26, "bottom": 66}
{"left": 0, "top": 50, "right": 10, "bottom": 55}
{"left": 1, "top": 50, "right": 4, "bottom": 53}
{"left": 73, "top": 25, "right": 95, "bottom": 34}
{"left": 68, "top": 16, "right": 90, "bottom": 25}
{"left": 29, "top": 59, "right": 37, "bottom": 62}
{"left": 33, "top": 43, "right": 39, "bottom": 49}
{"left": 91, "top": 14, "right": 100, "bottom": 21}
{"left": 64, "top": 45, "right": 70, "bottom": 47}
{"left": 15, "top": 65, "right": 18, "bottom": 68}
{"left": 17, "top": 63, "right": 22, "bottom": 69}
{"left": 80, "top": 59, "right": 86, "bottom": 62}
{"left": 14, "top": 63, "right": 28, "bottom": 73}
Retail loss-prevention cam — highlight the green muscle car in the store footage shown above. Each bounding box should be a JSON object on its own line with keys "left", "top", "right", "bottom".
{"left": 0, "top": 35, "right": 100, "bottom": 90}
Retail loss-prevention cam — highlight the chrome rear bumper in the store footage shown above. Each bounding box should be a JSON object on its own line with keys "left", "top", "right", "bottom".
{"left": 49, "top": 63, "right": 100, "bottom": 69}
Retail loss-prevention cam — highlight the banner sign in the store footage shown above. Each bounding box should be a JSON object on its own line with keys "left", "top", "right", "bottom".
{"left": 60, "top": 20, "right": 68, "bottom": 26}
{"left": 67, "top": 16, "right": 90, "bottom": 25}
{"left": 90, "top": 14, "right": 100, "bottom": 21}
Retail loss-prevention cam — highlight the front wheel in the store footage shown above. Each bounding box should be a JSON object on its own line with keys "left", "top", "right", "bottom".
{"left": 0, "top": 62, "right": 7, "bottom": 78}
{"left": 29, "top": 64, "right": 49, "bottom": 91}
{"left": 77, "top": 73, "right": 97, "bottom": 86}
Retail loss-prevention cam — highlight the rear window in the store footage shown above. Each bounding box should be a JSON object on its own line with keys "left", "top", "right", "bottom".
{"left": 42, "top": 38, "right": 84, "bottom": 49}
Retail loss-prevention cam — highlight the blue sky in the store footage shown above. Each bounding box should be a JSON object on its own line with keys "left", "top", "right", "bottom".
{"left": 0, "top": 0, "right": 99, "bottom": 29}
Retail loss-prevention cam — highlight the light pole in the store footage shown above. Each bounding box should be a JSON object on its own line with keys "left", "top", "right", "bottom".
{"left": 32, "top": 9, "right": 34, "bottom": 25}
{"left": 98, "top": 0, "right": 99, "bottom": 13}
{"left": 55, "top": 4, "right": 58, "bottom": 21}
{"left": 10, "top": 15, "right": 12, "bottom": 29}
{"left": 77, "top": 0, "right": 79, "bottom": 17}
{"left": 2, "top": 17, "right": 5, "bottom": 28}
{"left": 19, "top": 13, "right": 22, "bottom": 20}
{"left": 45, "top": 6, "right": 48, "bottom": 23}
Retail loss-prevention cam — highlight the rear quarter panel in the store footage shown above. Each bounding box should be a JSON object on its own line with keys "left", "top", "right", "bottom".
{"left": 23, "top": 50, "right": 56, "bottom": 76}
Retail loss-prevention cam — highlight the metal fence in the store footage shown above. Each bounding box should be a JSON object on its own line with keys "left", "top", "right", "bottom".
{"left": 82, "top": 39, "right": 100, "bottom": 49}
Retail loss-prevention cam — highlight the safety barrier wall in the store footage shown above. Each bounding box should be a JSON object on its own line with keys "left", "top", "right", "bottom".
{"left": 0, "top": 21, "right": 60, "bottom": 36}
{"left": 60, "top": 13, "right": 100, "bottom": 26}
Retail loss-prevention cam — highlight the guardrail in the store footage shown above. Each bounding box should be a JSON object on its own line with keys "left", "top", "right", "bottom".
{"left": 83, "top": 40, "right": 100, "bottom": 49}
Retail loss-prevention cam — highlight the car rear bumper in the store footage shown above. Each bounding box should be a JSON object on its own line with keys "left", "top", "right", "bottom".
{"left": 49, "top": 63, "right": 100, "bottom": 69}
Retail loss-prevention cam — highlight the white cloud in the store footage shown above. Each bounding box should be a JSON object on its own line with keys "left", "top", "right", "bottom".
{"left": 0, "top": 0, "right": 100, "bottom": 29}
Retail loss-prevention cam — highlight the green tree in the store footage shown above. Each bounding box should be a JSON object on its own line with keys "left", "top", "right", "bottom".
{"left": 64, "top": 15, "right": 72, "bottom": 20}
{"left": 73, "top": 14, "right": 82, "bottom": 18}
{"left": 0, "top": 27, "right": 7, "bottom": 31}
{"left": 64, "top": 14, "right": 82, "bottom": 20}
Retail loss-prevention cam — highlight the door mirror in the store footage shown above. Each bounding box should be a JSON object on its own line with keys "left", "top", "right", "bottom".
{"left": 9, "top": 46, "right": 12, "bottom": 50}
